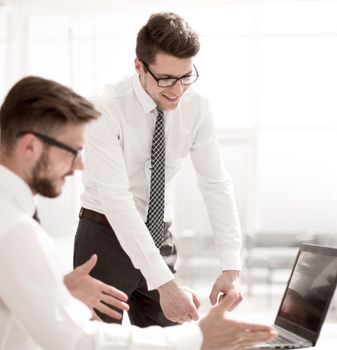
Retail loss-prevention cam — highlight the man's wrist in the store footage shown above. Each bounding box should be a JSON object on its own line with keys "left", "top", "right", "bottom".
{"left": 222, "top": 270, "right": 241, "bottom": 281}
{"left": 141, "top": 257, "right": 174, "bottom": 290}
{"left": 158, "top": 278, "right": 176, "bottom": 294}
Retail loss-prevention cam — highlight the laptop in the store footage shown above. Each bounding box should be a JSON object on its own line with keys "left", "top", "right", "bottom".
{"left": 251, "top": 243, "right": 337, "bottom": 349}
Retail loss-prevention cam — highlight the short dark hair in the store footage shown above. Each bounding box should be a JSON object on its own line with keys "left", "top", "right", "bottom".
{"left": 136, "top": 12, "right": 200, "bottom": 65}
{"left": 0, "top": 76, "right": 99, "bottom": 153}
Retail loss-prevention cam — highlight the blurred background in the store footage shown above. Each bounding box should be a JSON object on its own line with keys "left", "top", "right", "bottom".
{"left": 1, "top": 0, "right": 337, "bottom": 339}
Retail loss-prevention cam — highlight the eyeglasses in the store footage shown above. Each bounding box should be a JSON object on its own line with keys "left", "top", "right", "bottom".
{"left": 17, "top": 130, "right": 81, "bottom": 164}
{"left": 141, "top": 60, "right": 199, "bottom": 87}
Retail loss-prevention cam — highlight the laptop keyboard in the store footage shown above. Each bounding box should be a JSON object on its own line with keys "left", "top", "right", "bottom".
{"left": 268, "top": 334, "right": 292, "bottom": 344}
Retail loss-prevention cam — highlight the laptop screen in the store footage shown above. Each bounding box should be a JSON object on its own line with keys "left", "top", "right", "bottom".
{"left": 275, "top": 244, "right": 337, "bottom": 343}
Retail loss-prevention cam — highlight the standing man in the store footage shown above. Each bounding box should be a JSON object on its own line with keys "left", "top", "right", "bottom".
{"left": 0, "top": 75, "right": 276, "bottom": 350}
{"left": 74, "top": 12, "right": 242, "bottom": 326}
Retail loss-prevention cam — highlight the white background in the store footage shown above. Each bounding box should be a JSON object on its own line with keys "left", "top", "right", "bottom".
{"left": 1, "top": 0, "right": 337, "bottom": 240}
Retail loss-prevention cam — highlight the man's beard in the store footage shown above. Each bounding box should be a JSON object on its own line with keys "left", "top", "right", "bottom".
{"left": 31, "top": 150, "right": 70, "bottom": 198}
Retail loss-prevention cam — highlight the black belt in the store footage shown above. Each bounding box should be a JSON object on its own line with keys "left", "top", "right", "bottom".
{"left": 79, "top": 207, "right": 171, "bottom": 231}
{"left": 79, "top": 207, "right": 110, "bottom": 226}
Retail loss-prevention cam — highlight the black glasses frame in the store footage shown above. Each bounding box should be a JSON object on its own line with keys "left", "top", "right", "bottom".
{"left": 140, "top": 60, "right": 199, "bottom": 87}
{"left": 17, "top": 130, "right": 80, "bottom": 163}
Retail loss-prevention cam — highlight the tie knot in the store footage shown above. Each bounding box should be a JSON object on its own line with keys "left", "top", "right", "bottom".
{"left": 156, "top": 107, "right": 164, "bottom": 118}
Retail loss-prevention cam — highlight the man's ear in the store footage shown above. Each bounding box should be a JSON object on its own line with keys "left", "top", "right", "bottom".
{"left": 135, "top": 57, "right": 143, "bottom": 74}
{"left": 17, "top": 133, "right": 41, "bottom": 160}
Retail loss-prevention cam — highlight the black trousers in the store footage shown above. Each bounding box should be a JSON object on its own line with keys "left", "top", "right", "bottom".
{"left": 73, "top": 212, "right": 178, "bottom": 327}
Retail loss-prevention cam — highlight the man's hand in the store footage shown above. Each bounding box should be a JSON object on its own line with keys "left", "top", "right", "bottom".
{"left": 64, "top": 254, "right": 129, "bottom": 321}
{"left": 209, "top": 270, "right": 242, "bottom": 310}
{"left": 158, "top": 280, "right": 200, "bottom": 324}
{"left": 199, "top": 290, "right": 276, "bottom": 350}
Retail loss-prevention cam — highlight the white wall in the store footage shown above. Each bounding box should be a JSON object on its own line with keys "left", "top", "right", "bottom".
{"left": 1, "top": 0, "right": 337, "bottom": 238}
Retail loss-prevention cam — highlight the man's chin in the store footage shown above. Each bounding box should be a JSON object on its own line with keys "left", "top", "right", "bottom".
{"left": 33, "top": 181, "right": 63, "bottom": 198}
{"left": 45, "top": 190, "right": 62, "bottom": 198}
{"left": 159, "top": 101, "right": 179, "bottom": 111}
{"left": 39, "top": 188, "right": 61, "bottom": 198}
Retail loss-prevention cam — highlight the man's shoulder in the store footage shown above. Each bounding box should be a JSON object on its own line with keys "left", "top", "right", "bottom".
{"left": 0, "top": 202, "right": 35, "bottom": 241}
{"left": 181, "top": 85, "right": 208, "bottom": 106}
{"left": 90, "top": 76, "right": 136, "bottom": 119}
{"left": 93, "top": 76, "right": 134, "bottom": 104}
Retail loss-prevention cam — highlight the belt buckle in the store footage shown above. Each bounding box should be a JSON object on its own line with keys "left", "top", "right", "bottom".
{"left": 79, "top": 207, "right": 84, "bottom": 218}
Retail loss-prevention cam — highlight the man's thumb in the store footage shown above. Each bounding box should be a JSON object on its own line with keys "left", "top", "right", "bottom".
{"left": 77, "top": 254, "right": 97, "bottom": 275}
{"left": 213, "top": 289, "right": 238, "bottom": 314}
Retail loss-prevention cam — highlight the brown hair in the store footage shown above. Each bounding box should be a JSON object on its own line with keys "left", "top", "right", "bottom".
{"left": 0, "top": 76, "right": 99, "bottom": 153}
{"left": 136, "top": 12, "right": 200, "bottom": 65}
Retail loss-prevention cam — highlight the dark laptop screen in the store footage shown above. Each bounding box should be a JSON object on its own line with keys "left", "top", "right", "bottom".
{"left": 277, "top": 247, "right": 337, "bottom": 334}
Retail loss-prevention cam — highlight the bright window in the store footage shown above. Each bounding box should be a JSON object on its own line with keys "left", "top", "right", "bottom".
{"left": 3, "top": 1, "right": 337, "bottom": 236}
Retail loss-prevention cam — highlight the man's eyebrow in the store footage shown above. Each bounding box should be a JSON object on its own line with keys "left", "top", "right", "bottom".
{"left": 156, "top": 69, "right": 193, "bottom": 79}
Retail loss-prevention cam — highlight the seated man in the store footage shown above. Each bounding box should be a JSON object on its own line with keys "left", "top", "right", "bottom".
{"left": 0, "top": 76, "right": 276, "bottom": 350}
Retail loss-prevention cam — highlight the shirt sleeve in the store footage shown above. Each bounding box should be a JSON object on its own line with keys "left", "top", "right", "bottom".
{"left": 0, "top": 219, "right": 203, "bottom": 350}
{"left": 190, "top": 97, "right": 242, "bottom": 271}
{"left": 84, "top": 101, "right": 174, "bottom": 290}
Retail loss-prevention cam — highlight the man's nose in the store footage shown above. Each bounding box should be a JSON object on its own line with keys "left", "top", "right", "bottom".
{"left": 169, "top": 79, "right": 185, "bottom": 94}
{"left": 72, "top": 154, "right": 84, "bottom": 171}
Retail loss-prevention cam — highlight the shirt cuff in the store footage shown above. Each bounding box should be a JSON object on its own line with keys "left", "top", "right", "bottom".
{"left": 90, "top": 318, "right": 203, "bottom": 350}
{"left": 219, "top": 250, "right": 242, "bottom": 271}
{"left": 141, "top": 257, "right": 175, "bottom": 290}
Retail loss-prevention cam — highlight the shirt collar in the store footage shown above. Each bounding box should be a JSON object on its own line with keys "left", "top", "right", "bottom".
{"left": 0, "top": 164, "right": 36, "bottom": 218}
{"left": 132, "top": 73, "right": 157, "bottom": 114}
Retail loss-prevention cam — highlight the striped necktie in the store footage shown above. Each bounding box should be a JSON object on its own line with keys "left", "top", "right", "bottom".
{"left": 146, "top": 108, "right": 165, "bottom": 248}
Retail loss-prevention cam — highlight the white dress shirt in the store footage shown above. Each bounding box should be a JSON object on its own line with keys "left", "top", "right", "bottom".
{"left": 0, "top": 165, "right": 202, "bottom": 350}
{"left": 82, "top": 74, "right": 242, "bottom": 290}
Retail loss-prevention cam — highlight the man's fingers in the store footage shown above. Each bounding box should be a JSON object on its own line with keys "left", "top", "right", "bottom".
{"left": 192, "top": 292, "right": 201, "bottom": 309}
{"left": 165, "top": 308, "right": 199, "bottom": 323}
{"left": 163, "top": 305, "right": 199, "bottom": 323}
{"left": 163, "top": 312, "right": 178, "bottom": 323}
{"left": 220, "top": 292, "right": 242, "bottom": 311}
{"left": 228, "top": 296, "right": 242, "bottom": 311}
{"left": 104, "top": 286, "right": 128, "bottom": 301}
{"left": 91, "top": 309, "right": 102, "bottom": 321}
{"left": 237, "top": 322, "right": 275, "bottom": 333}
{"left": 101, "top": 293, "right": 129, "bottom": 311}
{"left": 189, "top": 308, "right": 199, "bottom": 321}
{"left": 77, "top": 254, "right": 97, "bottom": 275}
{"left": 187, "top": 295, "right": 200, "bottom": 321}
{"left": 95, "top": 302, "right": 123, "bottom": 320}
{"left": 213, "top": 289, "right": 240, "bottom": 313}
{"left": 184, "top": 297, "right": 200, "bottom": 321}
{"left": 181, "top": 286, "right": 201, "bottom": 309}
{"left": 226, "top": 328, "right": 276, "bottom": 350}
{"left": 237, "top": 330, "right": 277, "bottom": 347}
{"left": 209, "top": 284, "right": 219, "bottom": 305}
